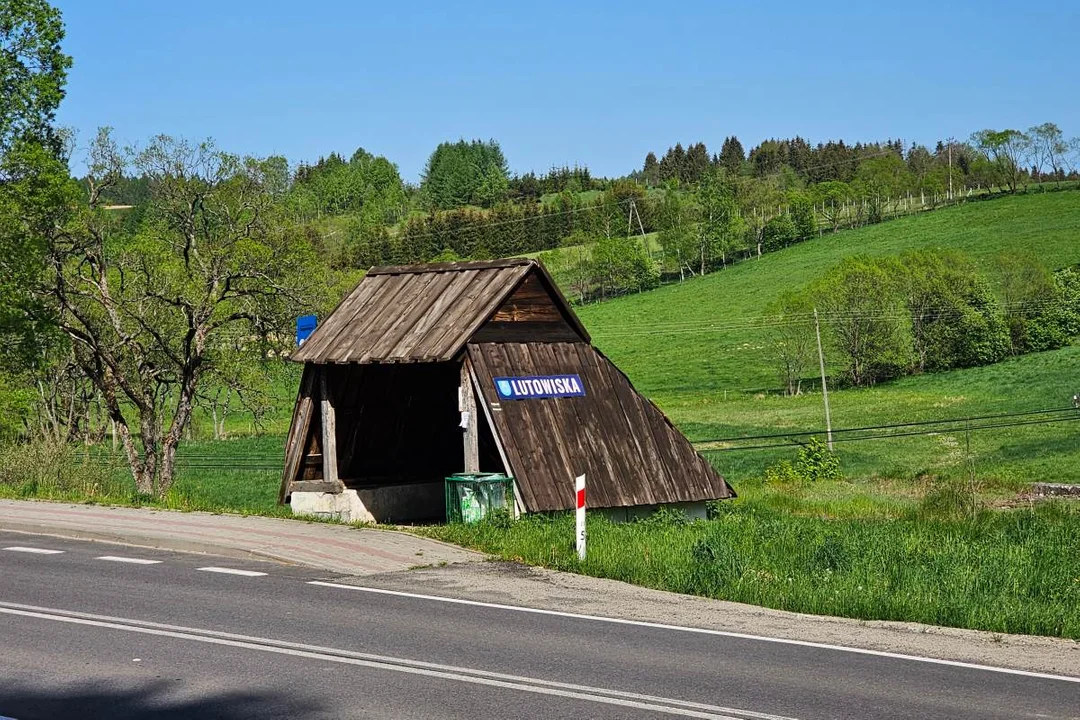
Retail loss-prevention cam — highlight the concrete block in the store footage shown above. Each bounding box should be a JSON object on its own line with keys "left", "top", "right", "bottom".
{"left": 291, "top": 481, "right": 445, "bottom": 524}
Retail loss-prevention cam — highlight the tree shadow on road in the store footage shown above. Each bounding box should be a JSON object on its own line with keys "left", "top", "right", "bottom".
{"left": 0, "top": 678, "right": 325, "bottom": 720}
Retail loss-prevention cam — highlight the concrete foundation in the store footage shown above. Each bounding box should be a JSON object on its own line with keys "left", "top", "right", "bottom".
{"left": 290, "top": 481, "right": 444, "bottom": 524}
{"left": 598, "top": 500, "right": 709, "bottom": 523}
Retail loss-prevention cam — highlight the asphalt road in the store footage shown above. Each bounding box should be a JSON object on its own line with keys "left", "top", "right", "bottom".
{"left": 0, "top": 533, "right": 1076, "bottom": 720}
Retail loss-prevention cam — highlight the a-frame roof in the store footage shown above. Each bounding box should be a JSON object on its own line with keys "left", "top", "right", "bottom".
{"left": 292, "top": 259, "right": 589, "bottom": 364}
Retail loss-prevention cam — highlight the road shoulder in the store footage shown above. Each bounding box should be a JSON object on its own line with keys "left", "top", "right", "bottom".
{"left": 339, "top": 560, "right": 1080, "bottom": 679}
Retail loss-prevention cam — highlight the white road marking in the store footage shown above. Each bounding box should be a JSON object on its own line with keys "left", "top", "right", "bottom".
{"left": 306, "top": 581, "right": 1080, "bottom": 685}
{"left": 197, "top": 566, "right": 267, "bottom": 577}
{"left": 0, "top": 601, "right": 794, "bottom": 720}
{"left": 3, "top": 546, "right": 63, "bottom": 554}
{"left": 96, "top": 556, "right": 162, "bottom": 565}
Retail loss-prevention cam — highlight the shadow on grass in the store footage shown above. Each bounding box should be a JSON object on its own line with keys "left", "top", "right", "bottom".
{"left": 0, "top": 679, "right": 324, "bottom": 720}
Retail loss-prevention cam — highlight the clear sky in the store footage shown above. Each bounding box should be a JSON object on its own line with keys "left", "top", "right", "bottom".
{"left": 53, "top": 0, "right": 1078, "bottom": 182}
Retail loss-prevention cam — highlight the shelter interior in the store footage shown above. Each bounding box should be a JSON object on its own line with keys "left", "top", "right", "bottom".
{"left": 288, "top": 361, "right": 505, "bottom": 522}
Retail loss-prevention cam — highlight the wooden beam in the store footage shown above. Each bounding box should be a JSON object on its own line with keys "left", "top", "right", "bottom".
{"left": 367, "top": 258, "right": 532, "bottom": 276}
{"left": 320, "top": 369, "right": 340, "bottom": 487}
{"left": 468, "top": 355, "right": 524, "bottom": 518}
{"left": 279, "top": 365, "right": 317, "bottom": 503}
{"left": 461, "top": 358, "right": 479, "bottom": 473}
{"left": 289, "top": 480, "right": 345, "bottom": 494}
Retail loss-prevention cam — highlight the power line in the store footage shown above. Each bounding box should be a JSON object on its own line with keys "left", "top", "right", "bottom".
{"left": 690, "top": 406, "right": 1078, "bottom": 445}
{"left": 694, "top": 409, "right": 1080, "bottom": 452}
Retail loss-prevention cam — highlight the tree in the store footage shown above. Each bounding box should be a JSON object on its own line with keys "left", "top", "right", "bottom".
{"left": 0, "top": 0, "right": 71, "bottom": 156}
{"left": 855, "top": 154, "right": 913, "bottom": 222}
{"left": 761, "top": 213, "right": 796, "bottom": 252}
{"left": 685, "top": 142, "right": 710, "bottom": 184}
{"left": 995, "top": 251, "right": 1070, "bottom": 353}
{"left": 0, "top": 0, "right": 71, "bottom": 375}
{"left": 765, "top": 290, "right": 815, "bottom": 395}
{"left": 897, "top": 251, "right": 1008, "bottom": 372}
{"left": 718, "top": 136, "right": 745, "bottom": 177}
{"left": 420, "top": 139, "right": 509, "bottom": 210}
{"left": 749, "top": 140, "right": 784, "bottom": 177}
{"left": 971, "top": 129, "right": 1029, "bottom": 193}
{"left": 1028, "top": 122, "right": 1068, "bottom": 183}
{"left": 25, "top": 131, "right": 331, "bottom": 497}
{"left": 788, "top": 193, "right": 816, "bottom": 241}
{"left": 642, "top": 151, "right": 659, "bottom": 186}
{"left": 811, "top": 181, "right": 851, "bottom": 232}
{"left": 656, "top": 181, "right": 695, "bottom": 280}
{"left": 695, "top": 168, "right": 745, "bottom": 272}
{"left": 813, "top": 256, "right": 913, "bottom": 386}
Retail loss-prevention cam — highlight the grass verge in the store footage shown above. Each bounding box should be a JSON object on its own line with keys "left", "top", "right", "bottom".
{"left": 420, "top": 500, "right": 1080, "bottom": 640}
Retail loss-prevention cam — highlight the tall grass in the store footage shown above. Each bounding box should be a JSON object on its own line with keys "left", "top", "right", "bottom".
{"left": 0, "top": 438, "right": 287, "bottom": 516}
{"left": 424, "top": 501, "right": 1080, "bottom": 639}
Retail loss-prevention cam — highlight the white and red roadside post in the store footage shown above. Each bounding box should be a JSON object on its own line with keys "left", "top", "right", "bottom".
{"left": 575, "top": 474, "right": 586, "bottom": 561}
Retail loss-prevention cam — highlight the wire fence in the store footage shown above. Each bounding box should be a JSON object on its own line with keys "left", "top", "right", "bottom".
{"left": 67, "top": 405, "right": 1080, "bottom": 471}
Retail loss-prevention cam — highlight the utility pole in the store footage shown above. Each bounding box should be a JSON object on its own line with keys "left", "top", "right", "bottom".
{"left": 813, "top": 308, "right": 834, "bottom": 450}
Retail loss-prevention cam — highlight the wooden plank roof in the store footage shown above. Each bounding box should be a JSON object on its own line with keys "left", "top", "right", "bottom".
{"left": 468, "top": 342, "right": 734, "bottom": 511}
{"left": 292, "top": 259, "right": 587, "bottom": 364}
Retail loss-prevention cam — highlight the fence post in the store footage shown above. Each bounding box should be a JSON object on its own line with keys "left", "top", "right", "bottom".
{"left": 575, "top": 474, "right": 586, "bottom": 561}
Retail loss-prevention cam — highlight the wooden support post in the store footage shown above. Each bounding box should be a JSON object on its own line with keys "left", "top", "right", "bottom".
{"left": 279, "top": 365, "right": 318, "bottom": 503}
{"left": 319, "top": 369, "right": 340, "bottom": 487}
{"left": 468, "top": 358, "right": 524, "bottom": 518}
{"left": 461, "top": 359, "right": 479, "bottom": 473}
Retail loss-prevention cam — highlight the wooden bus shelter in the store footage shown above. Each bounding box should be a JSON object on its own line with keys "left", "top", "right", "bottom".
{"left": 279, "top": 258, "right": 733, "bottom": 523}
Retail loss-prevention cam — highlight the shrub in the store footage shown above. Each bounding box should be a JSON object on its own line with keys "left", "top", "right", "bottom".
{"left": 761, "top": 213, "right": 797, "bottom": 252}
{"left": 794, "top": 438, "right": 843, "bottom": 482}
{"left": 764, "top": 438, "right": 842, "bottom": 484}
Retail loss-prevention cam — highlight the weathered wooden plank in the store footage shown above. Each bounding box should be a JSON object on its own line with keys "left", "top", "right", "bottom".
{"left": 554, "top": 341, "right": 643, "bottom": 507}
{"left": 279, "top": 365, "right": 317, "bottom": 503}
{"left": 461, "top": 358, "right": 479, "bottom": 473}
{"left": 467, "top": 344, "right": 541, "bottom": 510}
{"left": 527, "top": 342, "right": 598, "bottom": 509}
{"left": 467, "top": 354, "right": 522, "bottom": 516}
{"left": 289, "top": 480, "right": 344, "bottom": 494}
{"left": 412, "top": 266, "right": 524, "bottom": 360}
{"left": 291, "top": 274, "right": 388, "bottom": 362}
{"left": 386, "top": 271, "right": 480, "bottom": 360}
{"left": 319, "top": 371, "right": 339, "bottom": 486}
{"left": 434, "top": 266, "right": 530, "bottom": 356}
{"left": 599, "top": 348, "right": 681, "bottom": 504}
{"left": 573, "top": 343, "right": 658, "bottom": 506}
{"left": 367, "top": 258, "right": 531, "bottom": 276}
{"left": 366, "top": 270, "right": 456, "bottom": 361}
{"left": 348, "top": 271, "right": 440, "bottom": 362}
{"left": 467, "top": 341, "right": 732, "bottom": 512}
{"left": 470, "top": 321, "right": 583, "bottom": 344}
{"left": 340, "top": 273, "right": 422, "bottom": 362}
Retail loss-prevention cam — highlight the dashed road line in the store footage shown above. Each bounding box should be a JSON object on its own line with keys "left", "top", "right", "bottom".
{"left": 96, "top": 555, "right": 163, "bottom": 565}
{"left": 197, "top": 566, "right": 267, "bottom": 577}
{"left": 4, "top": 546, "right": 64, "bottom": 554}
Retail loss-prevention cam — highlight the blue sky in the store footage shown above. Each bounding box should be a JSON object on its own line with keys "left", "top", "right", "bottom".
{"left": 54, "top": 0, "right": 1078, "bottom": 181}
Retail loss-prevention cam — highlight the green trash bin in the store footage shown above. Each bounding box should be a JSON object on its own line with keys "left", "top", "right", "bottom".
{"left": 445, "top": 473, "right": 514, "bottom": 524}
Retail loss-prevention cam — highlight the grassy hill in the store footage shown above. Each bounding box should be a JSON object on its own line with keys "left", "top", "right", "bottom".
{"left": 569, "top": 191, "right": 1080, "bottom": 488}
